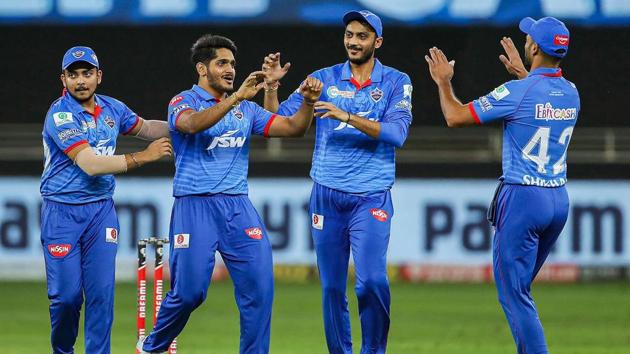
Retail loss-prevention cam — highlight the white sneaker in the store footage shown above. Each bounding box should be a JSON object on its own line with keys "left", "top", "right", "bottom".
{"left": 136, "top": 337, "right": 166, "bottom": 354}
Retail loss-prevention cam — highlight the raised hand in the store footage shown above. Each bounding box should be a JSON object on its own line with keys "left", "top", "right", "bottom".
{"left": 499, "top": 37, "right": 528, "bottom": 79}
{"left": 262, "top": 52, "right": 291, "bottom": 85}
{"left": 235, "top": 71, "right": 266, "bottom": 101}
{"left": 143, "top": 137, "right": 173, "bottom": 162}
{"left": 313, "top": 101, "right": 349, "bottom": 122}
{"left": 299, "top": 77, "right": 323, "bottom": 104}
{"left": 425, "top": 47, "right": 455, "bottom": 86}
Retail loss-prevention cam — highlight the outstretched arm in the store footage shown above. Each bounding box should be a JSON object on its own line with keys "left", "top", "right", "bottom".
{"left": 261, "top": 52, "right": 290, "bottom": 113}
{"left": 176, "top": 71, "right": 266, "bottom": 134}
{"left": 425, "top": 47, "right": 476, "bottom": 128}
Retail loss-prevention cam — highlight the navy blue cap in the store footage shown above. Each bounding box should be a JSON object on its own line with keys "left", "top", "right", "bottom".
{"left": 343, "top": 10, "right": 383, "bottom": 37}
{"left": 519, "top": 17, "right": 570, "bottom": 58}
{"left": 62, "top": 46, "right": 99, "bottom": 71}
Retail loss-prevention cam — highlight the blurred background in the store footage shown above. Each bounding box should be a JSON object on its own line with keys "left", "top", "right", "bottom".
{"left": 1, "top": 1, "right": 629, "bottom": 353}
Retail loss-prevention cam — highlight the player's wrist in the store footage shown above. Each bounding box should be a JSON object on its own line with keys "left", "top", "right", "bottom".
{"left": 264, "top": 81, "right": 280, "bottom": 92}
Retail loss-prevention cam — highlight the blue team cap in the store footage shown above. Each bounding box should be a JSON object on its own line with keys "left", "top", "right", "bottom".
{"left": 61, "top": 46, "right": 100, "bottom": 71}
{"left": 343, "top": 10, "right": 383, "bottom": 37}
{"left": 519, "top": 17, "right": 570, "bottom": 58}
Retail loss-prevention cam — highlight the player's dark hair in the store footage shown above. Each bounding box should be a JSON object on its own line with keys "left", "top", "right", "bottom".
{"left": 541, "top": 51, "right": 563, "bottom": 66}
{"left": 190, "top": 34, "right": 237, "bottom": 65}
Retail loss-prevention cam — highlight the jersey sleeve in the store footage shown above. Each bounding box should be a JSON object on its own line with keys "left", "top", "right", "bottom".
{"left": 469, "top": 80, "right": 523, "bottom": 124}
{"left": 167, "top": 93, "right": 197, "bottom": 131}
{"left": 249, "top": 102, "right": 277, "bottom": 138}
{"left": 118, "top": 102, "right": 140, "bottom": 135}
{"left": 379, "top": 73, "right": 413, "bottom": 148}
{"left": 44, "top": 108, "right": 88, "bottom": 154}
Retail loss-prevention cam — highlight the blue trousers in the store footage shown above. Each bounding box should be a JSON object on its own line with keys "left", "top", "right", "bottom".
{"left": 143, "top": 194, "right": 274, "bottom": 354}
{"left": 41, "top": 199, "right": 119, "bottom": 354}
{"left": 309, "top": 183, "right": 393, "bottom": 354}
{"left": 492, "top": 184, "right": 569, "bottom": 354}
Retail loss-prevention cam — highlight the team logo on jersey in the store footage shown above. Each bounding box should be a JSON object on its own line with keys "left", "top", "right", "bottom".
{"left": 327, "top": 86, "right": 355, "bottom": 99}
{"left": 554, "top": 35, "right": 569, "bottom": 46}
{"left": 403, "top": 84, "right": 413, "bottom": 99}
{"left": 104, "top": 116, "right": 115, "bottom": 129}
{"left": 312, "top": 213, "right": 324, "bottom": 230}
{"left": 95, "top": 139, "right": 115, "bottom": 156}
{"left": 53, "top": 112, "right": 73, "bottom": 126}
{"left": 207, "top": 129, "right": 246, "bottom": 150}
{"left": 48, "top": 244, "right": 71, "bottom": 258}
{"left": 334, "top": 111, "right": 375, "bottom": 131}
{"left": 370, "top": 209, "right": 389, "bottom": 222}
{"left": 72, "top": 50, "right": 85, "bottom": 58}
{"left": 174, "top": 234, "right": 190, "bottom": 248}
{"left": 370, "top": 88, "right": 384, "bottom": 102}
{"left": 245, "top": 227, "right": 263, "bottom": 240}
{"left": 232, "top": 108, "right": 244, "bottom": 120}
{"left": 535, "top": 103, "right": 577, "bottom": 121}
{"left": 490, "top": 85, "right": 510, "bottom": 101}
{"left": 105, "top": 227, "right": 118, "bottom": 244}
{"left": 169, "top": 96, "right": 184, "bottom": 106}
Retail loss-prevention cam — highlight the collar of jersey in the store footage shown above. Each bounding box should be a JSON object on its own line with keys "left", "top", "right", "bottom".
{"left": 528, "top": 67, "right": 562, "bottom": 77}
{"left": 62, "top": 91, "right": 105, "bottom": 118}
{"left": 192, "top": 84, "right": 223, "bottom": 102}
{"left": 341, "top": 58, "right": 383, "bottom": 84}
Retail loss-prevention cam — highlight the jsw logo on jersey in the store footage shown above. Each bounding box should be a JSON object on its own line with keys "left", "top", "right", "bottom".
{"left": 334, "top": 111, "right": 376, "bottom": 131}
{"left": 207, "top": 129, "right": 246, "bottom": 150}
{"left": 94, "top": 139, "right": 115, "bottom": 156}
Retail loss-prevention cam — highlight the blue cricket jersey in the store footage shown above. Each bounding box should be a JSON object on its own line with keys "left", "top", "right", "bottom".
{"left": 278, "top": 59, "right": 413, "bottom": 193}
{"left": 470, "top": 67, "right": 580, "bottom": 187}
{"left": 168, "top": 85, "right": 277, "bottom": 196}
{"left": 40, "top": 92, "right": 140, "bottom": 204}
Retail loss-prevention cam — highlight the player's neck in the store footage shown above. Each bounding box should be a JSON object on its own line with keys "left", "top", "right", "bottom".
{"left": 530, "top": 57, "right": 560, "bottom": 71}
{"left": 349, "top": 58, "right": 375, "bottom": 84}
{"left": 79, "top": 96, "right": 97, "bottom": 114}
{"left": 197, "top": 80, "right": 226, "bottom": 100}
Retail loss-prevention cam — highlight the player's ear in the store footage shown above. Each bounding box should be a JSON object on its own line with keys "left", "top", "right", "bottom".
{"left": 375, "top": 37, "right": 383, "bottom": 49}
{"left": 196, "top": 62, "right": 207, "bottom": 77}
{"left": 97, "top": 70, "right": 103, "bottom": 85}
{"left": 60, "top": 73, "right": 66, "bottom": 88}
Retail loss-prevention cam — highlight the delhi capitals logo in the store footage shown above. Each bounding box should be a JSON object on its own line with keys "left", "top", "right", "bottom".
{"left": 72, "top": 51, "right": 85, "bottom": 58}
{"left": 104, "top": 116, "right": 115, "bottom": 129}
{"left": 370, "top": 88, "right": 383, "bottom": 103}
{"left": 233, "top": 108, "right": 244, "bottom": 120}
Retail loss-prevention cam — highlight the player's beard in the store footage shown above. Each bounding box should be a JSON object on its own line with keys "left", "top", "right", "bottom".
{"left": 207, "top": 73, "right": 234, "bottom": 94}
{"left": 68, "top": 86, "right": 96, "bottom": 103}
{"left": 347, "top": 42, "right": 376, "bottom": 65}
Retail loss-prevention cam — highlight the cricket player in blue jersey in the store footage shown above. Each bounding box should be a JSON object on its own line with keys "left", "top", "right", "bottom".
{"left": 262, "top": 10, "right": 412, "bottom": 354}
{"left": 425, "top": 17, "right": 579, "bottom": 354}
{"left": 41, "top": 46, "right": 172, "bottom": 354}
{"left": 138, "top": 34, "right": 322, "bottom": 354}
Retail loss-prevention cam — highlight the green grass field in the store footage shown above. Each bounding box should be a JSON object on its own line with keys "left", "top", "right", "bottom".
{"left": 2, "top": 281, "right": 629, "bottom": 353}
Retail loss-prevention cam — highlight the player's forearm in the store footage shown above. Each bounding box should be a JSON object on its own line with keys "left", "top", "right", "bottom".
{"left": 134, "top": 119, "right": 169, "bottom": 140}
{"left": 263, "top": 89, "right": 280, "bottom": 113}
{"left": 178, "top": 94, "right": 241, "bottom": 134}
{"left": 347, "top": 114, "right": 380, "bottom": 139}
{"left": 437, "top": 81, "right": 470, "bottom": 128}
{"left": 280, "top": 101, "right": 315, "bottom": 137}
{"left": 75, "top": 148, "right": 127, "bottom": 176}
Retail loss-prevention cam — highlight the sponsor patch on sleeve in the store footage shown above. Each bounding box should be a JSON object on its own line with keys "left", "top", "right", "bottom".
{"left": 312, "top": 213, "right": 324, "bottom": 230}
{"left": 105, "top": 228, "right": 118, "bottom": 244}
{"left": 53, "top": 112, "right": 73, "bottom": 126}
{"left": 490, "top": 85, "right": 510, "bottom": 101}
{"left": 174, "top": 233, "right": 190, "bottom": 248}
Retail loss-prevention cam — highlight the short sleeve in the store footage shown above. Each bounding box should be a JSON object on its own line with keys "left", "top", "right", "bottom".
{"left": 118, "top": 102, "right": 140, "bottom": 135}
{"left": 469, "top": 80, "right": 523, "bottom": 124}
{"left": 44, "top": 109, "right": 88, "bottom": 154}
{"left": 248, "top": 102, "right": 277, "bottom": 137}
{"left": 167, "top": 93, "right": 197, "bottom": 131}
{"left": 383, "top": 73, "right": 413, "bottom": 124}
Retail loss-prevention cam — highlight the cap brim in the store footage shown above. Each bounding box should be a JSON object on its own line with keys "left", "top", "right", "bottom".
{"left": 63, "top": 60, "right": 98, "bottom": 71}
{"left": 519, "top": 17, "right": 535, "bottom": 34}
